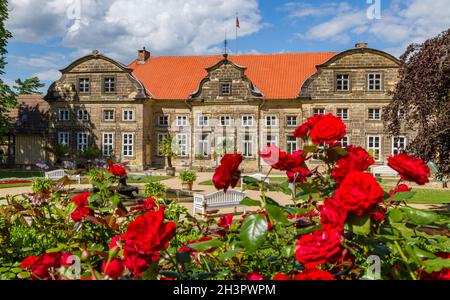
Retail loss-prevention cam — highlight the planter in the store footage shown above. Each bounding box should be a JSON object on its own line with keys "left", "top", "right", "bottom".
{"left": 182, "top": 181, "right": 193, "bottom": 191}
{"left": 166, "top": 167, "right": 176, "bottom": 176}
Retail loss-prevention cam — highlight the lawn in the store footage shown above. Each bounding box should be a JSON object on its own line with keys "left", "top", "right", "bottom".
{"left": 126, "top": 176, "right": 171, "bottom": 183}
{"left": 0, "top": 170, "right": 44, "bottom": 179}
{"left": 199, "top": 177, "right": 287, "bottom": 187}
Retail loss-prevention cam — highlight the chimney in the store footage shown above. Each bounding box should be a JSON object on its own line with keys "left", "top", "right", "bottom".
{"left": 355, "top": 42, "right": 368, "bottom": 49}
{"left": 137, "top": 47, "right": 150, "bottom": 64}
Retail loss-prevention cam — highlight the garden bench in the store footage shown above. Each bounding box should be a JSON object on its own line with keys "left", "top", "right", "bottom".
{"left": 372, "top": 165, "right": 399, "bottom": 178}
{"left": 45, "top": 169, "right": 81, "bottom": 184}
{"left": 193, "top": 190, "right": 247, "bottom": 218}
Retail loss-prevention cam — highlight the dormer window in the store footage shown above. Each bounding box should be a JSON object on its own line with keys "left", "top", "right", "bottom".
{"left": 368, "top": 73, "right": 383, "bottom": 91}
{"left": 79, "top": 78, "right": 90, "bottom": 94}
{"left": 220, "top": 83, "right": 231, "bottom": 96}
{"left": 336, "top": 74, "right": 350, "bottom": 91}
{"left": 104, "top": 77, "right": 116, "bottom": 94}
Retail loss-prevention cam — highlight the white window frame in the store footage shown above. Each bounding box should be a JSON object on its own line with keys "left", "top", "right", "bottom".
{"left": 102, "top": 132, "right": 114, "bottom": 157}
{"left": 336, "top": 74, "right": 350, "bottom": 91}
{"left": 76, "top": 132, "right": 89, "bottom": 152}
{"left": 368, "top": 73, "right": 383, "bottom": 91}
{"left": 286, "top": 135, "right": 298, "bottom": 154}
{"left": 313, "top": 108, "right": 325, "bottom": 116}
{"left": 77, "top": 109, "right": 89, "bottom": 122}
{"left": 242, "top": 115, "right": 254, "bottom": 127}
{"left": 220, "top": 83, "right": 231, "bottom": 95}
{"left": 158, "top": 115, "right": 169, "bottom": 127}
{"left": 176, "top": 116, "right": 188, "bottom": 127}
{"left": 339, "top": 136, "right": 350, "bottom": 148}
{"left": 157, "top": 133, "right": 168, "bottom": 157}
{"left": 367, "top": 135, "right": 382, "bottom": 162}
{"left": 265, "top": 115, "right": 277, "bottom": 127}
{"left": 176, "top": 133, "right": 188, "bottom": 157}
{"left": 58, "top": 132, "right": 70, "bottom": 146}
{"left": 220, "top": 115, "right": 231, "bottom": 127}
{"left": 198, "top": 115, "right": 209, "bottom": 127}
{"left": 103, "top": 109, "right": 115, "bottom": 122}
{"left": 104, "top": 77, "right": 116, "bottom": 93}
{"left": 368, "top": 108, "right": 381, "bottom": 120}
{"left": 79, "top": 78, "right": 90, "bottom": 94}
{"left": 58, "top": 109, "right": 70, "bottom": 121}
{"left": 122, "top": 133, "right": 134, "bottom": 157}
{"left": 392, "top": 136, "right": 407, "bottom": 155}
{"left": 336, "top": 108, "right": 349, "bottom": 121}
{"left": 242, "top": 134, "right": 254, "bottom": 158}
{"left": 197, "top": 133, "right": 210, "bottom": 156}
{"left": 265, "top": 134, "right": 278, "bottom": 147}
{"left": 286, "top": 116, "right": 298, "bottom": 127}
{"left": 123, "top": 109, "right": 135, "bottom": 122}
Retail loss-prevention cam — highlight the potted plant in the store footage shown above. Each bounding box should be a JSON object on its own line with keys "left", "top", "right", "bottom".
{"left": 159, "top": 136, "right": 177, "bottom": 176}
{"left": 179, "top": 170, "right": 197, "bottom": 191}
{"left": 144, "top": 181, "right": 167, "bottom": 198}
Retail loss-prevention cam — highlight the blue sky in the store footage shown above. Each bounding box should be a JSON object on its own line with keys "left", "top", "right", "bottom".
{"left": 3, "top": 0, "right": 449, "bottom": 91}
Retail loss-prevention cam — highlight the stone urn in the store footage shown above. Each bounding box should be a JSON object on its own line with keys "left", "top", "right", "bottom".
{"left": 182, "top": 181, "right": 193, "bottom": 191}
{"left": 166, "top": 167, "right": 176, "bottom": 176}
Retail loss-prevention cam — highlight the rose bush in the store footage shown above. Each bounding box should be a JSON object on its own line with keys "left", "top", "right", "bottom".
{"left": 0, "top": 114, "right": 449, "bottom": 280}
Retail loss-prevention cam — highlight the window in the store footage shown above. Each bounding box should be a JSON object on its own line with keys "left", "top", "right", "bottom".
{"left": 198, "top": 134, "right": 209, "bottom": 156}
{"left": 176, "top": 133, "right": 188, "bottom": 157}
{"left": 339, "top": 136, "right": 349, "bottom": 148}
{"left": 336, "top": 108, "right": 349, "bottom": 121}
{"left": 157, "top": 133, "right": 168, "bottom": 157}
{"left": 243, "top": 135, "right": 253, "bottom": 157}
{"left": 79, "top": 78, "right": 90, "bottom": 94}
{"left": 286, "top": 116, "right": 298, "bottom": 127}
{"left": 77, "top": 132, "right": 89, "bottom": 152}
{"left": 368, "top": 73, "right": 382, "bottom": 91}
{"left": 398, "top": 109, "right": 405, "bottom": 120}
{"left": 102, "top": 133, "right": 114, "bottom": 157}
{"left": 367, "top": 135, "right": 381, "bottom": 161}
{"left": 158, "top": 116, "right": 169, "bottom": 127}
{"left": 266, "top": 115, "right": 277, "bottom": 127}
{"left": 58, "top": 132, "right": 70, "bottom": 146}
{"left": 77, "top": 109, "right": 89, "bottom": 121}
{"left": 220, "top": 83, "right": 231, "bottom": 95}
{"left": 368, "top": 108, "right": 381, "bottom": 120}
{"left": 312, "top": 144, "right": 325, "bottom": 160}
{"left": 176, "top": 116, "right": 188, "bottom": 127}
{"left": 58, "top": 109, "right": 70, "bottom": 121}
{"left": 286, "top": 136, "right": 298, "bottom": 154}
{"left": 123, "top": 109, "right": 135, "bottom": 121}
{"left": 336, "top": 74, "right": 350, "bottom": 91}
{"left": 313, "top": 108, "right": 325, "bottom": 116}
{"left": 103, "top": 110, "right": 115, "bottom": 122}
{"left": 266, "top": 134, "right": 278, "bottom": 147}
{"left": 104, "top": 77, "right": 116, "bottom": 93}
{"left": 392, "top": 136, "right": 407, "bottom": 155}
{"left": 242, "top": 115, "right": 254, "bottom": 127}
{"left": 122, "top": 133, "right": 134, "bottom": 157}
{"left": 220, "top": 116, "right": 231, "bottom": 127}
{"left": 198, "top": 115, "right": 209, "bottom": 127}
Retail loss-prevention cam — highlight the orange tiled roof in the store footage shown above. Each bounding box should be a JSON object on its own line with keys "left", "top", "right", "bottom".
{"left": 129, "top": 52, "right": 337, "bottom": 100}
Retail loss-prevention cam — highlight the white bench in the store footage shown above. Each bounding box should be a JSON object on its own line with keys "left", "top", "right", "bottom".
{"left": 372, "top": 165, "right": 399, "bottom": 178}
{"left": 45, "top": 169, "right": 81, "bottom": 184}
{"left": 193, "top": 190, "right": 247, "bottom": 217}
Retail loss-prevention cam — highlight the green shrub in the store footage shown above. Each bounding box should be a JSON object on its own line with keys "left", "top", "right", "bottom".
{"left": 144, "top": 181, "right": 166, "bottom": 198}
{"left": 179, "top": 170, "right": 197, "bottom": 183}
{"left": 31, "top": 178, "right": 55, "bottom": 193}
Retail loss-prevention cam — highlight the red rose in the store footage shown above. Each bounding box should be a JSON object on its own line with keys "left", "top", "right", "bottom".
{"left": 273, "top": 273, "right": 290, "bottom": 280}
{"left": 259, "top": 147, "right": 306, "bottom": 171}
{"left": 389, "top": 184, "right": 412, "bottom": 198}
{"left": 161, "top": 277, "right": 176, "bottom": 280}
{"left": 293, "top": 123, "right": 310, "bottom": 139}
{"left": 420, "top": 252, "right": 450, "bottom": 280}
{"left": 179, "top": 237, "right": 215, "bottom": 253}
{"left": 132, "top": 197, "right": 158, "bottom": 212}
{"left": 370, "top": 211, "right": 385, "bottom": 223}
{"left": 287, "top": 166, "right": 311, "bottom": 183}
{"left": 334, "top": 171, "right": 384, "bottom": 216}
{"left": 102, "top": 258, "right": 125, "bottom": 279}
{"left": 20, "top": 256, "right": 40, "bottom": 269}
{"left": 287, "top": 210, "right": 319, "bottom": 220}
{"left": 124, "top": 252, "right": 159, "bottom": 277}
{"left": 71, "top": 206, "right": 94, "bottom": 222}
{"left": 20, "top": 252, "right": 72, "bottom": 280}
{"left": 295, "top": 229, "right": 345, "bottom": 268}
{"left": 307, "top": 114, "right": 347, "bottom": 145}
{"left": 318, "top": 198, "right": 347, "bottom": 232}
{"left": 213, "top": 154, "right": 243, "bottom": 192}
{"left": 218, "top": 214, "right": 234, "bottom": 228}
{"left": 247, "top": 272, "right": 265, "bottom": 280}
{"left": 332, "top": 146, "right": 375, "bottom": 183}
{"left": 71, "top": 192, "right": 91, "bottom": 207}
{"left": 109, "top": 164, "right": 127, "bottom": 177}
{"left": 293, "top": 268, "right": 335, "bottom": 280}
{"left": 388, "top": 154, "right": 430, "bottom": 185}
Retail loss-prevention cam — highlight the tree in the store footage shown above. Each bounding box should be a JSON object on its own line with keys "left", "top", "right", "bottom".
{"left": 159, "top": 135, "right": 177, "bottom": 169}
{"left": 383, "top": 28, "right": 450, "bottom": 186}
{"left": 13, "top": 77, "right": 45, "bottom": 95}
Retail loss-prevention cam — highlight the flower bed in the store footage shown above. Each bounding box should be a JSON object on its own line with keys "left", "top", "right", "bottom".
{"left": 0, "top": 179, "right": 32, "bottom": 185}
{"left": 0, "top": 115, "right": 449, "bottom": 281}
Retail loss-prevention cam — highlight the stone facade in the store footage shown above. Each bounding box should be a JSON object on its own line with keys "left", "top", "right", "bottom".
{"left": 45, "top": 45, "right": 408, "bottom": 172}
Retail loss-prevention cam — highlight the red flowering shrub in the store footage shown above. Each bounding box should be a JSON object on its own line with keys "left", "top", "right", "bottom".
{"left": 331, "top": 146, "right": 375, "bottom": 183}
{"left": 389, "top": 184, "right": 412, "bottom": 198}
{"left": 102, "top": 258, "right": 125, "bottom": 280}
{"left": 70, "top": 192, "right": 93, "bottom": 222}
{"left": 213, "top": 154, "right": 243, "bottom": 192}
{"left": 334, "top": 171, "right": 384, "bottom": 216}
{"left": 295, "top": 230, "right": 345, "bottom": 267}
{"left": 318, "top": 198, "right": 347, "bottom": 232}
{"left": 293, "top": 113, "right": 346, "bottom": 145}
{"left": 20, "top": 252, "right": 73, "bottom": 280}
{"left": 293, "top": 268, "right": 335, "bottom": 280}
{"left": 218, "top": 214, "right": 234, "bottom": 228}
{"left": 247, "top": 272, "right": 265, "bottom": 280}
{"left": 388, "top": 153, "right": 431, "bottom": 185}
{"left": 108, "top": 164, "right": 127, "bottom": 178}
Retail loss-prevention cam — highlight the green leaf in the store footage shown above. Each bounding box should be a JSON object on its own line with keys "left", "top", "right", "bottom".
{"left": 187, "top": 239, "right": 223, "bottom": 251}
{"left": 303, "top": 145, "right": 318, "bottom": 156}
{"left": 219, "top": 248, "right": 242, "bottom": 261}
{"left": 240, "top": 197, "right": 261, "bottom": 207}
{"left": 422, "top": 257, "right": 450, "bottom": 273}
{"left": 266, "top": 204, "right": 291, "bottom": 225}
{"left": 392, "top": 191, "right": 416, "bottom": 201}
{"left": 401, "top": 206, "right": 439, "bottom": 225}
{"left": 388, "top": 208, "right": 404, "bottom": 223}
{"left": 346, "top": 215, "right": 371, "bottom": 236}
{"left": 427, "top": 162, "right": 439, "bottom": 174}
{"left": 240, "top": 214, "right": 268, "bottom": 252}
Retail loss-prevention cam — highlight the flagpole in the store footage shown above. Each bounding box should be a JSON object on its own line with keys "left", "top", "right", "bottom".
{"left": 235, "top": 13, "right": 238, "bottom": 55}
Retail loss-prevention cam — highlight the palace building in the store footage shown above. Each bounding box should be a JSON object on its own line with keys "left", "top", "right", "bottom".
{"left": 9, "top": 43, "right": 410, "bottom": 172}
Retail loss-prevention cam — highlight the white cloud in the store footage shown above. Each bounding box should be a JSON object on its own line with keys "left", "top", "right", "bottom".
{"left": 8, "top": 0, "right": 263, "bottom": 62}
{"left": 281, "top": 2, "right": 352, "bottom": 18}
{"left": 10, "top": 53, "right": 67, "bottom": 69}
{"left": 33, "top": 69, "right": 61, "bottom": 81}
{"left": 286, "top": 0, "right": 450, "bottom": 49}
